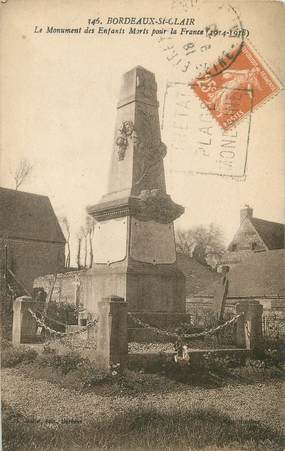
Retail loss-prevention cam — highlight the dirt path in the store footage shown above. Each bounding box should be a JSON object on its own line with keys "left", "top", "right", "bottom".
{"left": 2, "top": 368, "right": 284, "bottom": 431}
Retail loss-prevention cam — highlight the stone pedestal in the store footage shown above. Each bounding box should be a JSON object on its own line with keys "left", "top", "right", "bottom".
{"left": 212, "top": 268, "right": 229, "bottom": 321}
{"left": 12, "top": 296, "right": 44, "bottom": 345}
{"left": 235, "top": 300, "right": 263, "bottom": 350}
{"left": 86, "top": 67, "right": 185, "bottom": 316}
{"left": 83, "top": 253, "right": 185, "bottom": 315}
{"left": 95, "top": 295, "right": 128, "bottom": 372}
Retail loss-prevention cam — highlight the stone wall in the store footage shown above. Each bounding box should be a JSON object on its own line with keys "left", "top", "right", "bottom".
{"left": 34, "top": 269, "right": 130, "bottom": 316}
{"left": 8, "top": 239, "right": 65, "bottom": 293}
{"left": 188, "top": 296, "right": 285, "bottom": 312}
{"left": 186, "top": 296, "right": 285, "bottom": 332}
{"left": 185, "top": 297, "right": 236, "bottom": 327}
{"left": 33, "top": 269, "right": 86, "bottom": 305}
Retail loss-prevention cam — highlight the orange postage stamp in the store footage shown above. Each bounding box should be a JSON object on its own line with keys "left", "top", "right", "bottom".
{"left": 191, "top": 41, "right": 282, "bottom": 130}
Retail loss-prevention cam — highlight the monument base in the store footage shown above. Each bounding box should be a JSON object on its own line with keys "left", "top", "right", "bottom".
{"left": 82, "top": 259, "right": 185, "bottom": 316}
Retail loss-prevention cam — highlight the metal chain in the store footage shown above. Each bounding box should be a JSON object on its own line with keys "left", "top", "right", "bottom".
{"left": 128, "top": 312, "right": 243, "bottom": 341}
{"left": 181, "top": 314, "right": 242, "bottom": 339}
{"left": 128, "top": 313, "right": 179, "bottom": 339}
{"left": 33, "top": 310, "right": 67, "bottom": 327}
{"left": 28, "top": 308, "right": 98, "bottom": 338}
{"left": 29, "top": 306, "right": 242, "bottom": 342}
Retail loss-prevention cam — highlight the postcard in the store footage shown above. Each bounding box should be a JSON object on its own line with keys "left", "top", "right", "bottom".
{"left": 1, "top": 1, "right": 284, "bottom": 450}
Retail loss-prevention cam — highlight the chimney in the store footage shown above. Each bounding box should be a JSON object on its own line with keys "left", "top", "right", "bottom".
{"left": 240, "top": 204, "right": 253, "bottom": 224}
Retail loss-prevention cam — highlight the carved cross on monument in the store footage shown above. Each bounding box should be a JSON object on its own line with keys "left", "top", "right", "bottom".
{"left": 87, "top": 66, "right": 185, "bottom": 314}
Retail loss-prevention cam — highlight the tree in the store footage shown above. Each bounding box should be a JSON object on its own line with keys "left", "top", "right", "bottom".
{"left": 58, "top": 216, "right": 71, "bottom": 269}
{"left": 76, "top": 229, "right": 83, "bottom": 269}
{"left": 13, "top": 159, "right": 33, "bottom": 190}
{"left": 75, "top": 217, "right": 96, "bottom": 270}
{"left": 81, "top": 226, "right": 88, "bottom": 269}
{"left": 85, "top": 215, "right": 96, "bottom": 268}
{"left": 176, "top": 223, "right": 225, "bottom": 269}
{"left": 175, "top": 229, "right": 196, "bottom": 256}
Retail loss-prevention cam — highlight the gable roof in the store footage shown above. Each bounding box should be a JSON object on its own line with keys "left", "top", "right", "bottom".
{"left": 251, "top": 217, "right": 284, "bottom": 250}
{"left": 196, "top": 250, "right": 285, "bottom": 298}
{"left": 0, "top": 187, "right": 65, "bottom": 243}
{"left": 228, "top": 216, "right": 284, "bottom": 252}
{"left": 177, "top": 253, "right": 221, "bottom": 297}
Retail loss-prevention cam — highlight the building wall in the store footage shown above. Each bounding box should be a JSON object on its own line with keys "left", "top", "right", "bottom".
{"left": 218, "top": 218, "right": 267, "bottom": 271}
{"left": 7, "top": 239, "right": 65, "bottom": 292}
{"left": 228, "top": 218, "right": 266, "bottom": 252}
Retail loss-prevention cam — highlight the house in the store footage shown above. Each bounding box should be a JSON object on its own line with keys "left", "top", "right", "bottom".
{"left": 218, "top": 205, "right": 284, "bottom": 270}
{"left": 0, "top": 187, "right": 65, "bottom": 293}
{"left": 193, "top": 249, "right": 285, "bottom": 313}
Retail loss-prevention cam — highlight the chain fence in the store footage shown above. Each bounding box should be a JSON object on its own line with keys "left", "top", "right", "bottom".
{"left": 128, "top": 312, "right": 243, "bottom": 342}
{"left": 27, "top": 307, "right": 245, "bottom": 356}
{"left": 28, "top": 308, "right": 98, "bottom": 338}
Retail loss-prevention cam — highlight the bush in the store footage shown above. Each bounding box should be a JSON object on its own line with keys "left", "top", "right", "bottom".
{"left": 0, "top": 292, "right": 14, "bottom": 340}
{"left": 157, "top": 350, "right": 247, "bottom": 385}
{"left": 264, "top": 347, "right": 285, "bottom": 367}
{"left": 1, "top": 346, "right": 38, "bottom": 367}
{"left": 22, "top": 350, "right": 112, "bottom": 391}
{"left": 0, "top": 337, "right": 13, "bottom": 351}
{"left": 42, "top": 344, "right": 57, "bottom": 355}
{"left": 45, "top": 301, "right": 79, "bottom": 329}
{"left": 36, "top": 350, "right": 87, "bottom": 375}
{"left": 252, "top": 337, "right": 285, "bottom": 368}
{"left": 203, "top": 353, "right": 232, "bottom": 373}
{"left": 245, "top": 358, "right": 266, "bottom": 370}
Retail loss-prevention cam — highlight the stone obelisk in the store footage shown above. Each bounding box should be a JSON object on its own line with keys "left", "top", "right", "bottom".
{"left": 86, "top": 66, "right": 185, "bottom": 314}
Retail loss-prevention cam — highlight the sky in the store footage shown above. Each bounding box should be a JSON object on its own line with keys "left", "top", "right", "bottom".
{"left": 1, "top": 0, "right": 284, "bottom": 262}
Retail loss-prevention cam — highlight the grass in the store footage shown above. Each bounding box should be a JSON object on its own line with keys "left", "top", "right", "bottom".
{"left": 2, "top": 340, "right": 285, "bottom": 450}
{"left": 3, "top": 402, "right": 284, "bottom": 451}
{"left": 4, "top": 341, "right": 283, "bottom": 395}
{"left": 11, "top": 355, "right": 285, "bottom": 398}
{"left": 2, "top": 364, "right": 285, "bottom": 451}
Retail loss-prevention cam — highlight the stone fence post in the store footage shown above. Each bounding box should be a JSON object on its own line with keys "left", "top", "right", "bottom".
{"left": 95, "top": 295, "right": 128, "bottom": 373}
{"left": 235, "top": 300, "right": 263, "bottom": 350}
{"left": 12, "top": 296, "right": 44, "bottom": 346}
